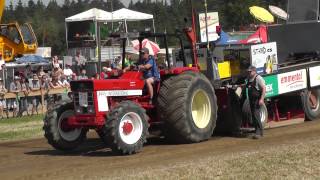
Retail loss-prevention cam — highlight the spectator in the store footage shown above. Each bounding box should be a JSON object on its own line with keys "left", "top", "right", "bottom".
{"left": 63, "top": 64, "right": 73, "bottom": 81}
{"left": 71, "top": 73, "right": 77, "bottom": 81}
{"left": 40, "top": 75, "right": 50, "bottom": 107}
{"left": 112, "top": 56, "right": 122, "bottom": 70}
{"left": 37, "top": 66, "right": 46, "bottom": 78}
{"left": 100, "top": 67, "right": 112, "bottom": 79}
{"left": 9, "top": 76, "right": 21, "bottom": 117}
{"left": 52, "top": 55, "right": 60, "bottom": 67}
{"left": 24, "top": 65, "right": 33, "bottom": 79}
{"left": 40, "top": 75, "right": 50, "bottom": 91}
{"left": 74, "top": 51, "right": 86, "bottom": 75}
{"left": 60, "top": 75, "right": 70, "bottom": 88}
{"left": 29, "top": 74, "right": 41, "bottom": 115}
{"left": 78, "top": 69, "right": 88, "bottom": 80}
{"left": 18, "top": 77, "right": 29, "bottom": 117}
{"left": 51, "top": 63, "right": 63, "bottom": 80}
{"left": 49, "top": 76, "right": 62, "bottom": 89}
{"left": 123, "top": 53, "right": 135, "bottom": 72}
{"left": 0, "top": 78, "right": 7, "bottom": 118}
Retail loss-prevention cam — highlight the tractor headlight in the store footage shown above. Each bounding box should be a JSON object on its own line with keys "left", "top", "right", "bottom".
{"left": 75, "top": 106, "right": 82, "bottom": 113}
{"left": 87, "top": 106, "right": 95, "bottom": 114}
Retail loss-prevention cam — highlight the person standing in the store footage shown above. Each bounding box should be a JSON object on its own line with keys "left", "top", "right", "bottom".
{"left": 74, "top": 51, "right": 86, "bottom": 75}
{"left": 138, "top": 48, "right": 160, "bottom": 104}
{"left": 9, "top": 76, "right": 22, "bottom": 117}
{"left": 246, "top": 66, "right": 266, "bottom": 139}
{"left": 18, "top": 77, "right": 30, "bottom": 117}
{"left": 63, "top": 64, "right": 73, "bottom": 81}
{"left": 0, "top": 78, "right": 7, "bottom": 118}
{"left": 78, "top": 69, "right": 88, "bottom": 80}
{"left": 29, "top": 74, "right": 41, "bottom": 115}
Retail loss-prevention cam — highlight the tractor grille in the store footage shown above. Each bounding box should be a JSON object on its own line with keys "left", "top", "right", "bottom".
{"left": 73, "top": 92, "right": 95, "bottom": 114}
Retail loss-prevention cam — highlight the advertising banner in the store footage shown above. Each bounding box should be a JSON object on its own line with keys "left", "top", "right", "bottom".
{"left": 198, "top": 12, "right": 219, "bottom": 43}
{"left": 250, "top": 42, "right": 278, "bottom": 75}
{"left": 263, "top": 75, "right": 279, "bottom": 98}
{"left": 277, "top": 69, "right": 307, "bottom": 94}
{"left": 309, "top": 65, "right": 320, "bottom": 87}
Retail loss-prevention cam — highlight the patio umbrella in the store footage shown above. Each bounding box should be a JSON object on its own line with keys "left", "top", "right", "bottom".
{"left": 131, "top": 39, "right": 160, "bottom": 56}
{"left": 249, "top": 6, "right": 274, "bottom": 23}
{"left": 269, "top": 5, "right": 288, "bottom": 21}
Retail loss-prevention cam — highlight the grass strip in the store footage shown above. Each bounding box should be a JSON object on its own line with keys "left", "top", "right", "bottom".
{"left": 0, "top": 115, "right": 44, "bottom": 141}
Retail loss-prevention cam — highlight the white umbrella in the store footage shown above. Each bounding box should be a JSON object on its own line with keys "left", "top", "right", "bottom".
{"left": 269, "top": 5, "right": 288, "bottom": 20}
{"left": 131, "top": 39, "right": 160, "bottom": 56}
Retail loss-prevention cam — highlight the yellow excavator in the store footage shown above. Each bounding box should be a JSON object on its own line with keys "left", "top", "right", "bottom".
{"left": 0, "top": 0, "right": 38, "bottom": 62}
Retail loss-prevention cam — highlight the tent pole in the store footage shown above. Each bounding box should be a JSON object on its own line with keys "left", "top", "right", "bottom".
{"left": 152, "top": 19, "right": 156, "bottom": 43}
{"left": 125, "top": 19, "right": 129, "bottom": 46}
{"left": 65, "top": 22, "right": 69, "bottom": 50}
{"left": 97, "top": 22, "right": 102, "bottom": 77}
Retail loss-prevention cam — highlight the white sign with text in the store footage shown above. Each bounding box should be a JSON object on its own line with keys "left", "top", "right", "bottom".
{"left": 198, "top": 12, "right": 219, "bottom": 43}
{"left": 309, "top": 66, "right": 320, "bottom": 87}
{"left": 250, "top": 42, "right": 278, "bottom": 75}
{"left": 277, "top": 69, "right": 307, "bottom": 94}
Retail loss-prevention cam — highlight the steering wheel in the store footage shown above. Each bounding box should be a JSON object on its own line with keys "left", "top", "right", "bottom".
{"left": 130, "top": 63, "right": 140, "bottom": 71}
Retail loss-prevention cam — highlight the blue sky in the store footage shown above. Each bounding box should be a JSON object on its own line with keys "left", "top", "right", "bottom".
{"left": 5, "top": 0, "right": 137, "bottom": 7}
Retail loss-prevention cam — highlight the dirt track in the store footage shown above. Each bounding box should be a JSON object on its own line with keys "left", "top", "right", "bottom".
{"left": 1, "top": 119, "right": 320, "bottom": 180}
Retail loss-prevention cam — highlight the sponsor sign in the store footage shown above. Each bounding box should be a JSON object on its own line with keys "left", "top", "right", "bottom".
{"left": 250, "top": 42, "right": 278, "bottom": 75}
{"left": 97, "top": 90, "right": 142, "bottom": 112}
{"left": 309, "top": 66, "right": 320, "bottom": 87}
{"left": 277, "top": 69, "right": 307, "bottom": 94}
{"left": 198, "top": 12, "right": 219, "bottom": 43}
{"left": 263, "top": 75, "right": 279, "bottom": 98}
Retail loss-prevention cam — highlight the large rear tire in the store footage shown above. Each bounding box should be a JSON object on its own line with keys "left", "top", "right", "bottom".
{"left": 43, "top": 102, "right": 87, "bottom": 151}
{"left": 157, "top": 71, "right": 217, "bottom": 143}
{"left": 301, "top": 88, "right": 320, "bottom": 121}
{"left": 242, "top": 99, "right": 268, "bottom": 128}
{"left": 101, "top": 101, "right": 148, "bottom": 155}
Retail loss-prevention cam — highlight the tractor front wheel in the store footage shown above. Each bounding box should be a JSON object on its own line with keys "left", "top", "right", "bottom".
{"left": 101, "top": 101, "right": 148, "bottom": 155}
{"left": 43, "top": 102, "right": 87, "bottom": 151}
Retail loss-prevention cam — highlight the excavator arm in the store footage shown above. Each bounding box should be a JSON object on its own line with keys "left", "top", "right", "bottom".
{"left": 0, "top": 0, "right": 5, "bottom": 23}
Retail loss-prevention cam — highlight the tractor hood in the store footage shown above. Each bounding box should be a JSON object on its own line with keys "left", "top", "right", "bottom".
{"left": 70, "top": 72, "right": 145, "bottom": 92}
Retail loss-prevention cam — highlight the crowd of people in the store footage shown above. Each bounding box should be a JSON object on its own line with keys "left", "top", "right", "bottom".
{"left": 0, "top": 53, "right": 92, "bottom": 118}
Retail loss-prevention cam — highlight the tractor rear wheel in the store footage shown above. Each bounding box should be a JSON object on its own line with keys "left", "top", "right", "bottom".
{"left": 43, "top": 102, "right": 87, "bottom": 151}
{"left": 301, "top": 88, "right": 320, "bottom": 121}
{"left": 242, "top": 99, "right": 268, "bottom": 128}
{"left": 157, "top": 71, "right": 217, "bottom": 143}
{"left": 101, "top": 101, "right": 148, "bottom": 155}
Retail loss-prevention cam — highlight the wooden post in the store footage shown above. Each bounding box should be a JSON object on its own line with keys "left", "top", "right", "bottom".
{"left": 41, "top": 89, "right": 45, "bottom": 114}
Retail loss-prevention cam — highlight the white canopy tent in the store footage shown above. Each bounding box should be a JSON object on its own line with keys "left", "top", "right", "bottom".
{"left": 65, "top": 8, "right": 113, "bottom": 50}
{"left": 65, "top": 8, "right": 113, "bottom": 22}
{"left": 111, "top": 8, "right": 155, "bottom": 34}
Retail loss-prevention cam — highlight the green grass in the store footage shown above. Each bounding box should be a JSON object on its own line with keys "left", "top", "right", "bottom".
{"left": 106, "top": 138, "right": 320, "bottom": 180}
{"left": 0, "top": 115, "right": 44, "bottom": 141}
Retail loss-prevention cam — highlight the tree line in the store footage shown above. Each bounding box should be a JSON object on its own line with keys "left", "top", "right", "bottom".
{"left": 2, "top": 0, "right": 286, "bottom": 56}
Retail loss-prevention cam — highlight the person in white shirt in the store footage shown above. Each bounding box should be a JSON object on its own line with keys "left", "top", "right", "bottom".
{"left": 60, "top": 75, "right": 70, "bottom": 88}
{"left": 63, "top": 64, "right": 73, "bottom": 81}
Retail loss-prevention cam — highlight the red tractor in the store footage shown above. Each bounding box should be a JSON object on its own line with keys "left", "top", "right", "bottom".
{"left": 43, "top": 9, "right": 222, "bottom": 154}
